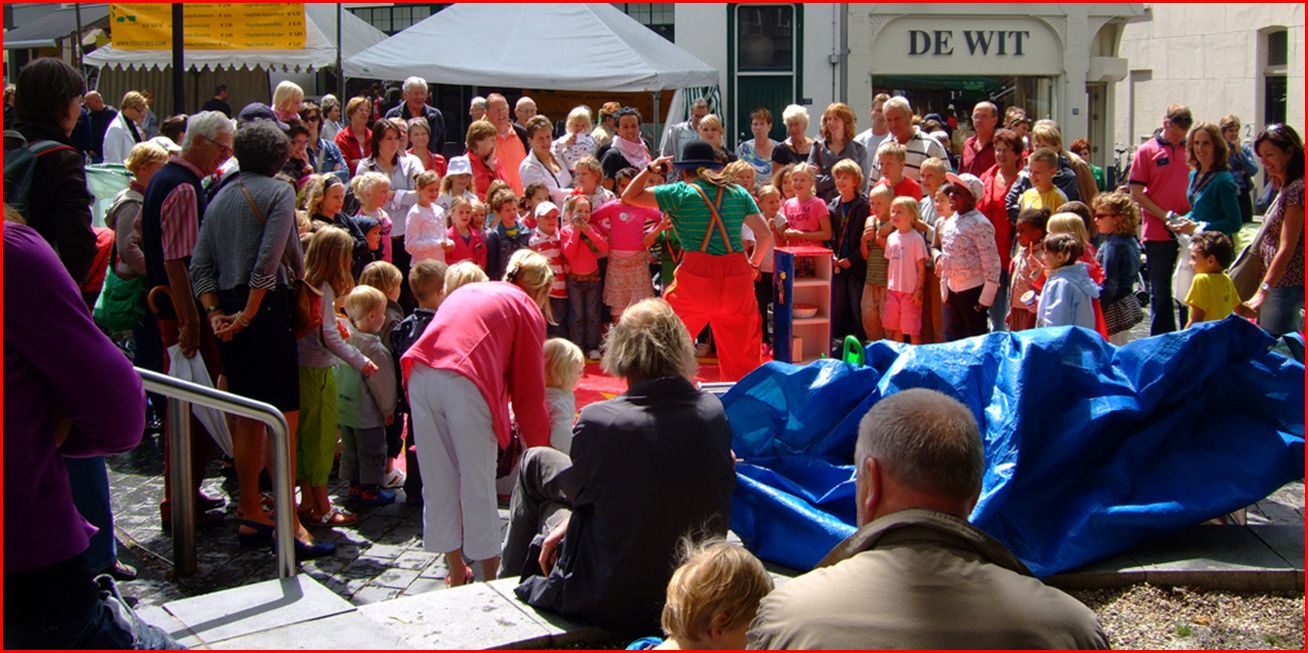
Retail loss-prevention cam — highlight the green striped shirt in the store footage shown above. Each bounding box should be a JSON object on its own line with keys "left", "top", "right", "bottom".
{"left": 654, "top": 180, "right": 760, "bottom": 256}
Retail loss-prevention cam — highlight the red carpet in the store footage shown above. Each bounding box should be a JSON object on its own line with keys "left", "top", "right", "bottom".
{"left": 575, "top": 354, "right": 772, "bottom": 409}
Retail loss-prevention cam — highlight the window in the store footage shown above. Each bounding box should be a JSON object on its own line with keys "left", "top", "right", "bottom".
{"left": 737, "top": 5, "right": 794, "bottom": 72}
{"left": 1263, "top": 29, "right": 1288, "bottom": 126}
{"left": 1267, "top": 29, "right": 1288, "bottom": 67}
{"left": 614, "top": 3, "right": 674, "bottom": 41}
{"left": 349, "top": 4, "right": 445, "bottom": 36}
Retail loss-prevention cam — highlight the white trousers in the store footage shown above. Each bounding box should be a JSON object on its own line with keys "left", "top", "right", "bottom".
{"left": 408, "top": 366, "right": 502, "bottom": 560}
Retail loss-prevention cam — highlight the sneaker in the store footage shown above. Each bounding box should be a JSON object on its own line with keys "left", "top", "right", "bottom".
{"left": 353, "top": 488, "right": 397, "bottom": 508}
{"left": 381, "top": 468, "right": 406, "bottom": 489}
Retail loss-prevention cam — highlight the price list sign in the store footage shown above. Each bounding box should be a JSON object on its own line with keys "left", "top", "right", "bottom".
{"left": 110, "top": 3, "right": 305, "bottom": 50}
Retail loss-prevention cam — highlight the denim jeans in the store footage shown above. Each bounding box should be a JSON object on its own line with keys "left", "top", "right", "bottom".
{"left": 567, "top": 278, "right": 603, "bottom": 351}
{"left": 830, "top": 269, "right": 865, "bottom": 351}
{"left": 4, "top": 574, "right": 183, "bottom": 649}
{"left": 547, "top": 297, "right": 569, "bottom": 340}
{"left": 1144, "top": 240, "right": 1179, "bottom": 335}
{"left": 64, "top": 456, "right": 116, "bottom": 572}
{"left": 1261, "top": 285, "right": 1304, "bottom": 337}
{"left": 988, "top": 269, "right": 1011, "bottom": 332}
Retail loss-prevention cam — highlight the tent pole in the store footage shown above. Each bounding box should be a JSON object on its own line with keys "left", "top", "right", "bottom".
{"left": 73, "top": 3, "right": 84, "bottom": 70}
{"left": 171, "top": 4, "right": 184, "bottom": 115}
{"left": 652, "top": 90, "right": 661, "bottom": 152}
{"left": 336, "top": 3, "right": 345, "bottom": 100}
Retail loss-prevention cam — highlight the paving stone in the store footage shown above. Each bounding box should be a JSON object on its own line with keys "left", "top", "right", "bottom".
{"left": 210, "top": 611, "right": 414, "bottom": 650}
{"left": 392, "top": 550, "right": 437, "bottom": 572}
{"left": 1130, "top": 525, "right": 1300, "bottom": 591}
{"left": 351, "top": 585, "right": 403, "bottom": 606}
{"left": 1248, "top": 523, "right": 1306, "bottom": 568}
{"left": 401, "top": 577, "right": 447, "bottom": 596}
{"left": 162, "top": 575, "right": 353, "bottom": 644}
{"left": 374, "top": 567, "right": 422, "bottom": 590}
{"left": 135, "top": 605, "right": 206, "bottom": 648}
{"left": 359, "top": 581, "right": 551, "bottom": 649}
{"left": 361, "top": 542, "right": 408, "bottom": 559}
{"left": 484, "top": 577, "right": 615, "bottom": 647}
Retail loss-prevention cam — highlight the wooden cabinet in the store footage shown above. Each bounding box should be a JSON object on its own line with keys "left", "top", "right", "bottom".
{"left": 773, "top": 245, "right": 833, "bottom": 364}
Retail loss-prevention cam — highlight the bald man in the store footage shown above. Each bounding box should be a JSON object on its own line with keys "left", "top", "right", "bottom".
{"left": 83, "top": 91, "right": 118, "bottom": 164}
{"left": 961, "top": 101, "right": 999, "bottom": 175}
{"left": 514, "top": 96, "right": 537, "bottom": 129}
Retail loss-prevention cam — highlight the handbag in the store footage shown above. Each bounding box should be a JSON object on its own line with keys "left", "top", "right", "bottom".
{"left": 93, "top": 268, "right": 147, "bottom": 332}
{"left": 1102, "top": 292, "right": 1143, "bottom": 336}
{"left": 238, "top": 178, "right": 322, "bottom": 339}
{"left": 1229, "top": 207, "right": 1274, "bottom": 302}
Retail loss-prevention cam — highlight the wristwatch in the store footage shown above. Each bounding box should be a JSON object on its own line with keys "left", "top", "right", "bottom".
{"left": 205, "top": 304, "right": 221, "bottom": 314}
{"left": 1260, "top": 282, "right": 1272, "bottom": 292}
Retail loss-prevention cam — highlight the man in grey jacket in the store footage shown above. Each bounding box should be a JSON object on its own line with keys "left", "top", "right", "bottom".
{"left": 747, "top": 389, "right": 1108, "bottom": 650}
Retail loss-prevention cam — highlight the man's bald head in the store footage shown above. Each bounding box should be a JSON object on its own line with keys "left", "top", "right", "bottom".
{"left": 84, "top": 91, "right": 105, "bottom": 111}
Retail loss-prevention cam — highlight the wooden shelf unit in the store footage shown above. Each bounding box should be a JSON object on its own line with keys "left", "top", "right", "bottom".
{"left": 773, "top": 245, "right": 833, "bottom": 364}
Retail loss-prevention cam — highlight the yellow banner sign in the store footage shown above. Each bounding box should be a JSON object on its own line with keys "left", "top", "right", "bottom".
{"left": 110, "top": 4, "right": 305, "bottom": 50}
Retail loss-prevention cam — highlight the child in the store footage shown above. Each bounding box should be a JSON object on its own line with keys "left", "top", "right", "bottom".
{"left": 529, "top": 202, "right": 569, "bottom": 339}
{"left": 552, "top": 106, "right": 597, "bottom": 175}
{"left": 770, "top": 163, "right": 797, "bottom": 201}
{"left": 470, "top": 199, "right": 489, "bottom": 231}
{"left": 1047, "top": 213, "right": 1109, "bottom": 338}
{"left": 1091, "top": 192, "right": 1144, "bottom": 343}
{"left": 572, "top": 156, "right": 616, "bottom": 222}
{"left": 297, "top": 227, "right": 379, "bottom": 526}
{"left": 859, "top": 184, "right": 896, "bottom": 341}
{"left": 352, "top": 214, "right": 384, "bottom": 273}
{"left": 436, "top": 155, "right": 477, "bottom": 212}
{"left": 875, "top": 141, "right": 923, "bottom": 201}
{"left": 594, "top": 178, "right": 663, "bottom": 323}
{"left": 724, "top": 160, "right": 758, "bottom": 196}
{"left": 1037, "top": 233, "right": 1100, "bottom": 330}
{"left": 561, "top": 194, "right": 610, "bottom": 359}
{"left": 485, "top": 188, "right": 532, "bottom": 281}
{"left": 444, "top": 196, "right": 488, "bottom": 270}
{"left": 828, "top": 160, "right": 870, "bottom": 348}
{"left": 405, "top": 170, "right": 453, "bottom": 264}
{"left": 743, "top": 184, "right": 783, "bottom": 349}
{"left": 389, "top": 260, "right": 449, "bottom": 506}
{"left": 360, "top": 260, "right": 405, "bottom": 341}
{"left": 541, "top": 338, "right": 584, "bottom": 455}
{"left": 337, "top": 285, "right": 399, "bottom": 507}
{"left": 1008, "top": 208, "right": 1051, "bottom": 331}
{"left": 917, "top": 157, "right": 949, "bottom": 229}
{"left": 1018, "top": 148, "right": 1068, "bottom": 212}
{"left": 627, "top": 540, "right": 774, "bottom": 650}
{"left": 352, "top": 171, "right": 393, "bottom": 262}
{"left": 443, "top": 261, "right": 489, "bottom": 294}
{"left": 883, "top": 197, "right": 929, "bottom": 344}
{"left": 521, "top": 182, "right": 552, "bottom": 230}
{"left": 781, "top": 164, "right": 833, "bottom": 246}
{"left": 1184, "top": 231, "right": 1240, "bottom": 328}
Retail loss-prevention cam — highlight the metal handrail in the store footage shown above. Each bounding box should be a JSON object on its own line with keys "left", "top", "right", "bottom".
{"left": 136, "top": 367, "right": 296, "bottom": 579}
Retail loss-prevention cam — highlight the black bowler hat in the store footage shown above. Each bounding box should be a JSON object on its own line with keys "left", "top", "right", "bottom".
{"left": 673, "top": 139, "right": 725, "bottom": 171}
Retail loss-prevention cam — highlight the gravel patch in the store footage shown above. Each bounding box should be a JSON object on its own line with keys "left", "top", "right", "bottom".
{"left": 1071, "top": 584, "right": 1305, "bottom": 650}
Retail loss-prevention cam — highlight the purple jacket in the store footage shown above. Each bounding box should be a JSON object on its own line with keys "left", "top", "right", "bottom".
{"left": 4, "top": 223, "right": 144, "bottom": 573}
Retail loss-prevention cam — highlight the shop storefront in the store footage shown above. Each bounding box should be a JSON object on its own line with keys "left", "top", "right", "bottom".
{"left": 847, "top": 4, "right": 1146, "bottom": 169}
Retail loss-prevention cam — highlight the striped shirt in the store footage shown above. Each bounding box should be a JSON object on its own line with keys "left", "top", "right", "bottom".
{"left": 870, "top": 128, "right": 952, "bottom": 183}
{"left": 654, "top": 180, "right": 759, "bottom": 256}
{"left": 529, "top": 227, "right": 567, "bottom": 298}
{"left": 864, "top": 217, "right": 890, "bottom": 287}
{"left": 160, "top": 156, "right": 205, "bottom": 261}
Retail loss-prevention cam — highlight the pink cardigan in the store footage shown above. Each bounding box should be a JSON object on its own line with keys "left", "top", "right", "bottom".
{"left": 401, "top": 281, "right": 550, "bottom": 449}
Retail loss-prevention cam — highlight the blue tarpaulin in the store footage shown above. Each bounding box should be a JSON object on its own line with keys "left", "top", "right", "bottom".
{"left": 723, "top": 317, "right": 1305, "bottom": 577}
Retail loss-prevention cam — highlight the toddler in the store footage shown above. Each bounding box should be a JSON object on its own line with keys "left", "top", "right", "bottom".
{"left": 561, "top": 195, "right": 610, "bottom": 358}
{"left": 1184, "top": 231, "right": 1240, "bottom": 328}
{"left": 1018, "top": 148, "right": 1068, "bottom": 212}
{"left": 485, "top": 188, "right": 532, "bottom": 281}
{"left": 352, "top": 171, "right": 393, "bottom": 262}
{"left": 405, "top": 170, "right": 453, "bottom": 264}
{"left": 444, "top": 197, "right": 488, "bottom": 270}
{"left": 627, "top": 540, "right": 773, "bottom": 651}
{"left": 875, "top": 141, "right": 923, "bottom": 200}
{"left": 542, "top": 338, "right": 584, "bottom": 455}
{"left": 337, "top": 285, "right": 399, "bottom": 506}
{"left": 552, "top": 106, "right": 598, "bottom": 175}
{"left": 859, "top": 184, "right": 896, "bottom": 341}
{"left": 1008, "top": 208, "right": 1050, "bottom": 331}
{"left": 1037, "top": 233, "right": 1100, "bottom": 330}
{"left": 529, "top": 202, "right": 570, "bottom": 339}
{"left": 883, "top": 197, "right": 929, "bottom": 344}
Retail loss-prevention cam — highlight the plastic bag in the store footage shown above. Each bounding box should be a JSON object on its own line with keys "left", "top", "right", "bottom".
{"left": 165, "top": 344, "right": 234, "bottom": 457}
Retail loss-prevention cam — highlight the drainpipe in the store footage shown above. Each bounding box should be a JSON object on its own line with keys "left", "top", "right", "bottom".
{"left": 839, "top": 4, "right": 849, "bottom": 102}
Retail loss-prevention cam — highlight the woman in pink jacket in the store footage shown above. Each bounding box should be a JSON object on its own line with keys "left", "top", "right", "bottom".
{"left": 401, "top": 249, "right": 554, "bottom": 586}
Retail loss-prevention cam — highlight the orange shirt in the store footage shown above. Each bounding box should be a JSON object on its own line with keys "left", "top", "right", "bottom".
{"left": 495, "top": 129, "right": 527, "bottom": 194}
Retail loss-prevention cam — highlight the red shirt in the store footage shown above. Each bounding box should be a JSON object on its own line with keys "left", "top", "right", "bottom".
{"left": 878, "top": 175, "right": 923, "bottom": 201}
{"left": 470, "top": 153, "right": 505, "bottom": 201}
{"left": 977, "top": 164, "right": 1018, "bottom": 272}
{"left": 1129, "top": 134, "right": 1191, "bottom": 242}
{"left": 446, "top": 225, "right": 487, "bottom": 270}
{"left": 335, "top": 127, "right": 371, "bottom": 178}
{"left": 961, "top": 135, "right": 996, "bottom": 177}
{"left": 400, "top": 281, "right": 550, "bottom": 449}
{"left": 561, "top": 224, "right": 610, "bottom": 276}
{"left": 409, "top": 148, "right": 448, "bottom": 177}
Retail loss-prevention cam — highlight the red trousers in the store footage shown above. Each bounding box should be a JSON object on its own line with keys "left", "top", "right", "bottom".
{"left": 665, "top": 252, "right": 761, "bottom": 382}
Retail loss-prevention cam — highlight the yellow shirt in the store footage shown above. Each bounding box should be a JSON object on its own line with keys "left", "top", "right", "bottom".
{"left": 1184, "top": 272, "right": 1239, "bottom": 322}
{"left": 1019, "top": 186, "right": 1069, "bottom": 212}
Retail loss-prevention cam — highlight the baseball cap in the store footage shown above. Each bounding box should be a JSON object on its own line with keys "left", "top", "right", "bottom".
{"left": 148, "top": 135, "right": 182, "bottom": 154}
{"left": 236, "top": 102, "right": 288, "bottom": 131}
{"left": 534, "top": 201, "right": 560, "bottom": 218}
{"left": 944, "top": 172, "right": 983, "bottom": 202}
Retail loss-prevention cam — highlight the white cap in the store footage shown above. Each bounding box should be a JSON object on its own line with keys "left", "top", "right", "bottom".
{"left": 534, "top": 201, "right": 559, "bottom": 218}
{"left": 149, "top": 135, "right": 182, "bottom": 154}
{"left": 944, "top": 172, "right": 984, "bottom": 202}
{"left": 446, "top": 155, "right": 472, "bottom": 177}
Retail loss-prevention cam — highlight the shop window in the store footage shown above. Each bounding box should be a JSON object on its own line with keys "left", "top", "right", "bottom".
{"left": 614, "top": 3, "right": 674, "bottom": 42}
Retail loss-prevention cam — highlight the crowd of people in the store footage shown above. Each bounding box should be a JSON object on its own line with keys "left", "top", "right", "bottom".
{"left": 5, "top": 54, "right": 1304, "bottom": 649}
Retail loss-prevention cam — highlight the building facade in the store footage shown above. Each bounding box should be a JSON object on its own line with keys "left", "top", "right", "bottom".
{"left": 1113, "top": 3, "right": 1304, "bottom": 161}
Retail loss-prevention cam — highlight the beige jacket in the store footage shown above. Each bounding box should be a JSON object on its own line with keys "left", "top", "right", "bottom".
{"left": 747, "top": 509, "right": 1108, "bottom": 650}
{"left": 1065, "top": 150, "right": 1101, "bottom": 205}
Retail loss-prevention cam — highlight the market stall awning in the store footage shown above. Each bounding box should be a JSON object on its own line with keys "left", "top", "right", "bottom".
{"left": 4, "top": 4, "right": 109, "bottom": 50}
{"left": 344, "top": 3, "right": 718, "bottom": 92}
{"left": 83, "top": 6, "right": 386, "bottom": 73}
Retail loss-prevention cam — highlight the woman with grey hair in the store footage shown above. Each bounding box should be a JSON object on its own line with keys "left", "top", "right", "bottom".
{"left": 501, "top": 297, "right": 735, "bottom": 636}
{"left": 189, "top": 120, "right": 334, "bottom": 560}
{"left": 320, "top": 94, "right": 343, "bottom": 142}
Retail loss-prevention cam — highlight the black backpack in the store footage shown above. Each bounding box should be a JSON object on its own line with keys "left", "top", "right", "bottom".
{"left": 3, "top": 129, "right": 76, "bottom": 219}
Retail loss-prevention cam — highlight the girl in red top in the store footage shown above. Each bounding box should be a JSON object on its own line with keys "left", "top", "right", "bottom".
{"left": 561, "top": 194, "right": 611, "bottom": 358}
{"left": 335, "top": 96, "right": 373, "bottom": 178}
{"left": 401, "top": 251, "right": 553, "bottom": 586}
{"left": 445, "top": 197, "right": 487, "bottom": 270}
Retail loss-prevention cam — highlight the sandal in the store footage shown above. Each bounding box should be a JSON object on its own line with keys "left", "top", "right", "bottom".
{"left": 309, "top": 506, "right": 358, "bottom": 527}
{"left": 445, "top": 566, "right": 475, "bottom": 588}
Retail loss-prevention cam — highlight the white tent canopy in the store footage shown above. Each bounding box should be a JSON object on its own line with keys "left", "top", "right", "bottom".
{"left": 344, "top": 3, "right": 718, "bottom": 92}
{"left": 84, "top": 6, "right": 387, "bottom": 73}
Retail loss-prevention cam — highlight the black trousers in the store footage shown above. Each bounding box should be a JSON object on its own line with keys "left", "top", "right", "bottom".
{"left": 499, "top": 447, "right": 574, "bottom": 579}
{"left": 942, "top": 285, "right": 989, "bottom": 341}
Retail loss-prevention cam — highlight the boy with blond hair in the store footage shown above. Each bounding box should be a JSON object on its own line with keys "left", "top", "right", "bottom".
{"left": 337, "top": 285, "right": 399, "bottom": 506}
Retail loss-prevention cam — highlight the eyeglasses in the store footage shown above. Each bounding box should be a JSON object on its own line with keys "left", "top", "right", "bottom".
{"left": 304, "top": 114, "right": 321, "bottom": 123}
{"left": 202, "top": 135, "right": 233, "bottom": 157}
